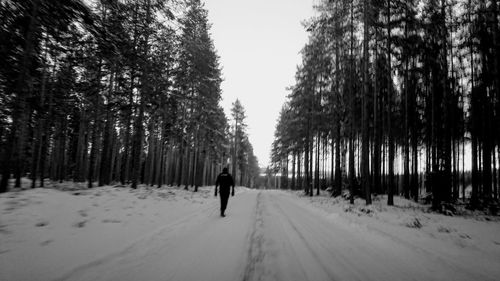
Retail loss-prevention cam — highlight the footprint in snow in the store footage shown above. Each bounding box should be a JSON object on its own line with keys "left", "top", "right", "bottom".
{"left": 36, "top": 221, "right": 49, "bottom": 227}
{"left": 0, "top": 249, "right": 11, "bottom": 255}
{"left": 459, "top": 233, "right": 471, "bottom": 239}
{"left": 74, "top": 220, "right": 87, "bottom": 228}
{"left": 40, "top": 239, "right": 53, "bottom": 246}
{"left": 102, "top": 219, "right": 121, "bottom": 223}
{"left": 437, "top": 225, "right": 455, "bottom": 233}
{"left": 0, "top": 224, "right": 9, "bottom": 234}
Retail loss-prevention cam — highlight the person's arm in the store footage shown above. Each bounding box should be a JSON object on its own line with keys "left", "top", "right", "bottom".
{"left": 215, "top": 175, "right": 219, "bottom": 196}
{"left": 231, "top": 175, "right": 235, "bottom": 196}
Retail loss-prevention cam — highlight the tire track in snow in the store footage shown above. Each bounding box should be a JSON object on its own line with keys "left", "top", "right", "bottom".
{"left": 271, "top": 193, "right": 378, "bottom": 280}
{"left": 267, "top": 193, "right": 340, "bottom": 281}
{"left": 269, "top": 192, "right": 432, "bottom": 281}
{"left": 242, "top": 192, "right": 265, "bottom": 281}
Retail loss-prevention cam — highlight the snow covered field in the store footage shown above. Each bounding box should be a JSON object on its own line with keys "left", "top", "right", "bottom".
{"left": 1, "top": 181, "right": 500, "bottom": 281}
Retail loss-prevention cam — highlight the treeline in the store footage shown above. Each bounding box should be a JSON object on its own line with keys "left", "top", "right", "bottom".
{"left": 0, "top": 0, "right": 259, "bottom": 192}
{"left": 230, "top": 99, "right": 260, "bottom": 188}
{"left": 271, "top": 0, "right": 500, "bottom": 210}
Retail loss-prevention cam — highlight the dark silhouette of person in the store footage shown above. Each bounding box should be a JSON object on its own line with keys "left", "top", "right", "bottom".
{"left": 214, "top": 167, "right": 235, "bottom": 217}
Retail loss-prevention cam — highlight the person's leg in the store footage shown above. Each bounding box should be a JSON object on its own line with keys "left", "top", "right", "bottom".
{"left": 220, "top": 190, "right": 229, "bottom": 216}
{"left": 219, "top": 194, "right": 224, "bottom": 215}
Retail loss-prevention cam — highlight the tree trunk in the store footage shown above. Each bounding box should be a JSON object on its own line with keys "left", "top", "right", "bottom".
{"left": 441, "top": 0, "right": 452, "bottom": 205}
{"left": 305, "top": 142, "right": 310, "bottom": 195}
{"left": 373, "top": 25, "right": 381, "bottom": 196}
{"left": 316, "top": 132, "right": 320, "bottom": 195}
{"left": 131, "top": 101, "right": 144, "bottom": 189}
{"left": 292, "top": 152, "right": 296, "bottom": 190}
{"left": 349, "top": 0, "right": 355, "bottom": 204}
{"left": 362, "top": 0, "right": 371, "bottom": 205}
{"left": 88, "top": 120, "right": 99, "bottom": 189}
{"left": 74, "top": 111, "right": 87, "bottom": 182}
{"left": 99, "top": 109, "right": 113, "bottom": 186}
{"left": 335, "top": 125, "right": 342, "bottom": 196}
{"left": 469, "top": 0, "right": 479, "bottom": 208}
{"left": 297, "top": 151, "right": 302, "bottom": 190}
{"left": 387, "top": 0, "right": 394, "bottom": 206}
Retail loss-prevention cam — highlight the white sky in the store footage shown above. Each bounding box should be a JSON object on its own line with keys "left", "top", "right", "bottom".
{"left": 203, "top": 0, "right": 316, "bottom": 168}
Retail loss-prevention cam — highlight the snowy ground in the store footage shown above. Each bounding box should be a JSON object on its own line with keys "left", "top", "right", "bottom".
{"left": 1, "top": 181, "right": 500, "bottom": 281}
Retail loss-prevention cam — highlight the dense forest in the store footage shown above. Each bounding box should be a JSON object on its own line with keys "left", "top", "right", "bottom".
{"left": 271, "top": 0, "right": 500, "bottom": 210}
{"left": 0, "top": 0, "right": 259, "bottom": 193}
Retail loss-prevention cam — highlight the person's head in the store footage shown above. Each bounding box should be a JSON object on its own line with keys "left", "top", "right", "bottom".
{"left": 222, "top": 167, "right": 228, "bottom": 173}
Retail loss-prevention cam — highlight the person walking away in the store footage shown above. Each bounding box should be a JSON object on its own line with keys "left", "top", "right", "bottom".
{"left": 214, "top": 167, "right": 235, "bottom": 217}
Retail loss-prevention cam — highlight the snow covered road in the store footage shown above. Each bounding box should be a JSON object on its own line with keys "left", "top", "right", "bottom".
{"left": 247, "top": 191, "right": 498, "bottom": 281}
{"left": 2, "top": 186, "right": 500, "bottom": 281}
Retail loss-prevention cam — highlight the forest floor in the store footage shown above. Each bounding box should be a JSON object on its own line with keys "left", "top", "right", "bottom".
{"left": 1, "top": 179, "right": 500, "bottom": 281}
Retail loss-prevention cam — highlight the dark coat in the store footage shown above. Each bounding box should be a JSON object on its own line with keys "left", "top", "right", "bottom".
{"left": 215, "top": 172, "right": 235, "bottom": 191}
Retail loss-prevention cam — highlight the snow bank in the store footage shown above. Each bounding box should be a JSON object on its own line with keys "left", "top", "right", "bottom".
{"left": 290, "top": 190, "right": 500, "bottom": 278}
